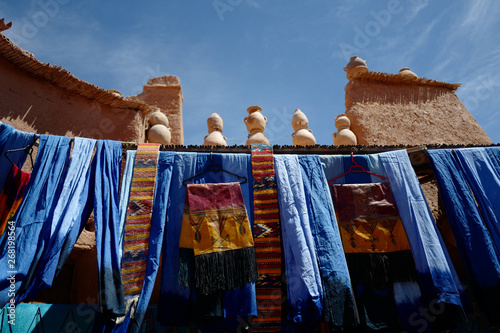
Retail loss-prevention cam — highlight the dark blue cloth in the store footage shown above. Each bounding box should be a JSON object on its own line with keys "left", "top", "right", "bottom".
{"left": 485, "top": 147, "right": 500, "bottom": 175}
{"left": 0, "top": 135, "right": 71, "bottom": 307}
{"left": 17, "top": 137, "right": 97, "bottom": 303}
{"left": 158, "top": 152, "right": 256, "bottom": 328}
{"left": 93, "top": 140, "right": 125, "bottom": 318}
{"left": 454, "top": 148, "right": 500, "bottom": 253}
{"left": 0, "top": 123, "right": 37, "bottom": 191}
{"left": 428, "top": 149, "right": 500, "bottom": 323}
{"left": 298, "top": 155, "right": 356, "bottom": 327}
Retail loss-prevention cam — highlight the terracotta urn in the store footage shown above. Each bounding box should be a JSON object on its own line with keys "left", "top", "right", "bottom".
{"left": 333, "top": 114, "right": 357, "bottom": 145}
{"left": 148, "top": 110, "right": 169, "bottom": 127}
{"left": 204, "top": 113, "right": 227, "bottom": 146}
{"left": 291, "top": 109, "right": 309, "bottom": 131}
{"left": 147, "top": 124, "right": 171, "bottom": 145}
{"left": 246, "top": 132, "right": 269, "bottom": 145}
{"left": 344, "top": 56, "right": 369, "bottom": 80}
{"left": 293, "top": 129, "right": 316, "bottom": 146}
{"left": 397, "top": 67, "right": 418, "bottom": 79}
{"left": 244, "top": 106, "right": 267, "bottom": 133}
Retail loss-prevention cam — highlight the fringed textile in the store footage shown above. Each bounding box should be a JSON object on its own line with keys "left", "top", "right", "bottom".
{"left": 0, "top": 164, "right": 30, "bottom": 236}
{"left": 250, "top": 144, "right": 282, "bottom": 332}
{"left": 121, "top": 144, "right": 160, "bottom": 299}
{"left": 179, "top": 182, "right": 257, "bottom": 295}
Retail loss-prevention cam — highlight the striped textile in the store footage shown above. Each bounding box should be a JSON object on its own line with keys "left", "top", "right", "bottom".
{"left": 121, "top": 143, "right": 160, "bottom": 297}
{"left": 250, "top": 144, "right": 282, "bottom": 332}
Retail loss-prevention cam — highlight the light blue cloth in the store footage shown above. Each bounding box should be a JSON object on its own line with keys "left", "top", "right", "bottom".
{"left": 117, "top": 150, "right": 136, "bottom": 261}
{"left": 0, "top": 135, "right": 71, "bottom": 308}
{"left": 298, "top": 155, "right": 356, "bottom": 327}
{"left": 454, "top": 148, "right": 500, "bottom": 252}
{"left": 0, "top": 123, "right": 37, "bottom": 191}
{"left": 274, "top": 155, "right": 323, "bottom": 322}
{"left": 158, "top": 152, "right": 256, "bottom": 328}
{"left": 93, "top": 140, "right": 125, "bottom": 318}
{"left": 379, "top": 150, "right": 463, "bottom": 310}
{"left": 428, "top": 148, "right": 500, "bottom": 323}
{"left": 16, "top": 137, "right": 97, "bottom": 303}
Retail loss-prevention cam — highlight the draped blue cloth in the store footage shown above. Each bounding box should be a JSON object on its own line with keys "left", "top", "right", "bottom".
{"left": 93, "top": 140, "right": 125, "bottom": 318}
{"left": 158, "top": 152, "right": 256, "bottom": 328}
{"left": 0, "top": 135, "right": 71, "bottom": 307}
{"left": 0, "top": 123, "right": 37, "bottom": 192}
{"left": 118, "top": 150, "right": 136, "bottom": 261}
{"left": 17, "top": 137, "right": 96, "bottom": 303}
{"left": 274, "top": 155, "right": 323, "bottom": 323}
{"left": 378, "top": 150, "right": 464, "bottom": 312}
{"left": 428, "top": 149, "right": 500, "bottom": 323}
{"left": 454, "top": 148, "right": 500, "bottom": 252}
{"left": 297, "top": 155, "right": 356, "bottom": 327}
{"left": 485, "top": 147, "right": 500, "bottom": 175}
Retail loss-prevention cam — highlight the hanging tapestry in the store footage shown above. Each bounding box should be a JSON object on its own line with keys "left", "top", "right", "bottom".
{"left": 250, "top": 143, "right": 282, "bottom": 332}
{"left": 179, "top": 182, "right": 257, "bottom": 295}
{"left": 0, "top": 164, "right": 30, "bottom": 236}
{"left": 121, "top": 143, "right": 160, "bottom": 299}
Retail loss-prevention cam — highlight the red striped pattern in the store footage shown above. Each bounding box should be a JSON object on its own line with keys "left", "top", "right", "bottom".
{"left": 251, "top": 144, "right": 282, "bottom": 332}
{"left": 121, "top": 143, "right": 160, "bottom": 298}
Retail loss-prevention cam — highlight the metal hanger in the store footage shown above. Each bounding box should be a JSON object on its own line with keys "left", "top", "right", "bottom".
{"left": 328, "top": 152, "right": 389, "bottom": 185}
{"left": 4, "top": 135, "right": 39, "bottom": 168}
{"left": 182, "top": 152, "right": 247, "bottom": 186}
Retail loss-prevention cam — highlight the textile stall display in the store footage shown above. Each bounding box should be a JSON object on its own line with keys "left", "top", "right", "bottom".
{"left": 1, "top": 124, "right": 500, "bottom": 332}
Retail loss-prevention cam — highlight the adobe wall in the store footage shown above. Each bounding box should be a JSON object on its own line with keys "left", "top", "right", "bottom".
{"left": 345, "top": 79, "right": 492, "bottom": 146}
{"left": 131, "top": 75, "right": 184, "bottom": 145}
{"left": 0, "top": 58, "right": 146, "bottom": 142}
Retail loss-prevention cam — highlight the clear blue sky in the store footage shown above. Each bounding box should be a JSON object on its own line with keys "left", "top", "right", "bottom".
{"left": 2, "top": 0, "right": 500, "bottom": 145}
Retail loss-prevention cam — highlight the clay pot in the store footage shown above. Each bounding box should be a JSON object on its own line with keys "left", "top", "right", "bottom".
{"left": 207, "top": 113, "right": 223, "bottom": 133}
{"left": 147, "top": 124, "right": 171, "bottom": 145}
{"left": 333, "top": 114, "right": 357, "bottom": 145}
{"left": 344, "top": 56, "right": 369, "bottom": 80}
{"left": 292, "top": 129, "right": 316, "bottom": 146}
{"left": 244, "top": 106, "right": 267, "bottom": 133}
{"left": 335, "top": 114, "right": 351, "bottom": 130}
{"left": 246, "top": 132, "right": 269, "bottom": 145}
{"left": 204, "top": 131, "right": 227, "bottom": 146}
{"left": 148, "top": 111, "right": 169, "bottom": 127}
{"left": 292, "top": 109, "right": 309, "bottom": 131}
{"left": 397, "top": 67, "right": 418, "bottom": 79}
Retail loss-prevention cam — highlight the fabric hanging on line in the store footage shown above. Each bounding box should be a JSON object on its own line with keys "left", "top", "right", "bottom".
{"left": 0, "top": 164, "right": 31, "bottom": 236}
{"left": 121, "top": 143, "right": 161, "bottom": 313}
{"left": 453, "top": 148, "right": 500, "bottom": 252}
{"left": 93, "top": 140, "right": 126, "bottom": 318}
{"left": 298, "top": 155, "right": 357, "bottom": 328}
{"left": 321, "top": 153, "right": 426, "bottom": 332}
{"left": 0, "top": 122, "right": 37, "bottom": 191}
{"left": 427, "top": 149, "right": 500, "bottom": 324}
{"left": 485, "top": 147, "right": 500, "bottom": 175}
{"left": 16, "top": 137, "right": 96, "bottom": 303}
{"left": 158, "top": 152, "right": 257, "bottom": 329}
{"left": 250, "top": 144, "right": 283, "bottom": 333}
{"left": 117, "top": 150, "right": 137, "bottom": 261}
{"left": 274, "top": 154, "right": 323, "bottom": 323}
{"left": 0, "top": 135, "right": 71, "bottom": 308}
{"left": 179, "top": 182, "right": 257, "bottom": 295}
{"left": 379, "top": 149, "right": 465, "bottom": 329}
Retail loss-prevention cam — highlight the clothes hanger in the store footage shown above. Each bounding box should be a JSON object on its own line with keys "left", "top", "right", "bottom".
{"left": 182, "top": 152, "right": 247, "bottom": 186}
{"left": 4, "top": 135, "right": 39, "bottom": 169}
{"left": 328, "top": 152, "right": 389, "bottom": 185}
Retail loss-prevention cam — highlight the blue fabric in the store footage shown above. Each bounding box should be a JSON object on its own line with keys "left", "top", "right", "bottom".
{"left": 454, "top": 148, "right": 500, "bottom": 252}
{"left": 379, "top": 150, "right": 463, "bottom": 310}
{"left": 0, "top": 135, "right": 71, "bottom": 308}
{"left": 118, "top": 150, "right": 136, "bottom": 261}
{"left": 93, "top": 140, "right": 125, "bottom": 318}
{"left": 128, "top": 151, "right": 175, "bottom": 333}
{"left": 16, "top": 137, "right": 97, "bottom": 303}
{"left": 485, "top": 147, "right": 500, "bottom": 175}
{"left": 158, "top": 152, "right": 256, "bottom": 327}
{"left": 428, "top": 149, "right": 500, "bottom": 322}
{"left": 0, "top": 123, "right": 37, "bottom": 192}
{"left": 298, "top": 155, "right": 356, "bottom": 327}
{"left": 274, "top": 155, "right": 323, "bottom": 323}
{"left": 320, "top": 154, "right": 387, "bottom": 185}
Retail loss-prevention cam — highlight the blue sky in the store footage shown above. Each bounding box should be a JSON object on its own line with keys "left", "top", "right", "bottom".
{"left": 2, "top": 0, "right": 500, "bottom": 145}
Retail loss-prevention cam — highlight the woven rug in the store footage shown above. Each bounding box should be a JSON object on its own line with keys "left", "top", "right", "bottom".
{"left": 0, "top": 164, "right": 31, "bottom": 236}
{"left": 121, "top": 143, "right": 160, "bottom": 297}
{"left": 250, "top": 144, "right": 282, "bottom": 332}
